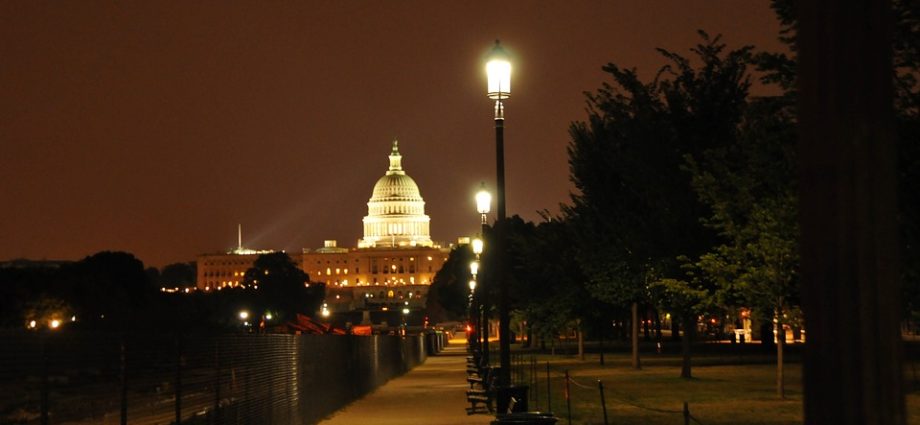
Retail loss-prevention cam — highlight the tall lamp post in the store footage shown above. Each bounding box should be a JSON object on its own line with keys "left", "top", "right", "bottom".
{"left": 475, "top": 185, "right": 492, "bottom": 365}
{"left": 485, "top": 40, "right": 511, "bottom": 387}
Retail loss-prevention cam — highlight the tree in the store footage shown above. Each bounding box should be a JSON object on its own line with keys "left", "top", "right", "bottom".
{"left": 684, "top": 95, "right": 799, "bottom": 395}
{"left": 426, "top": 245, "right": 475, "bottom": 323}
{"left": 242, "top": 252, "right": 324, "bottom": 322}
{"left": 159, "top": 262, "right": 196, "bottom": 288}
{"left": 58, "top": 251, "right": 154, "bottom": 329}
{"left": 565, "top": 32, "right": 754, "bottom": 376}
{"left": 506, "top": 215, "right": 601, "bottom": 356}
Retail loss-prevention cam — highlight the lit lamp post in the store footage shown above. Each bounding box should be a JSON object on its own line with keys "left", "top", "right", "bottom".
{"left": 486, "top": 39, "right": 511, "bottom": 387}
{"left": 475, "top": 186, "right": 491, "bottom": 365}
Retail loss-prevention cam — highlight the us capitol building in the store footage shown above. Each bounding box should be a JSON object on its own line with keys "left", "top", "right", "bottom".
{"left": 196, "top": 141, "right": 451, "bottom": 322}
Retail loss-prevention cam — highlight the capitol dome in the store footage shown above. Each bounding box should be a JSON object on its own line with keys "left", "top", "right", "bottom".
{"left": 358, "top": 141, "right": 433, "bottom": 248}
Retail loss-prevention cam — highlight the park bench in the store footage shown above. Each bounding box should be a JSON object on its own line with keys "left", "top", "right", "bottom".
{"left": 466, "top": 366, "right": 495, "bottom": 414}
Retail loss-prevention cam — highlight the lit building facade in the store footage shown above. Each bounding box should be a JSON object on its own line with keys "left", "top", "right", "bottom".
{"left": 305, "top": 141, "right": 448, "bottom": 317}
{"left": 358, "top": 141, "right": 433, "bottom": 248}
{"left": 196, "top": 228, "right": 275, "bottom": 291}
{"left": 196, "top": 141, "right": 450, "bottom": 322}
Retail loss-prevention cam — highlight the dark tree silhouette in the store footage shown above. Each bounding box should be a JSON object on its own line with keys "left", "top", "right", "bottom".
{"left": 242, "top": 252, "right": 324, "bottom": 322}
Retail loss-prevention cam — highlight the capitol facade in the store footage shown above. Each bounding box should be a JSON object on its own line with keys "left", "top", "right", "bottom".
{"left": 196, "top": 140, "right": 451, "bottom": 323}
{"left": 358, "top": 141, "right": 433, "bottom": 249}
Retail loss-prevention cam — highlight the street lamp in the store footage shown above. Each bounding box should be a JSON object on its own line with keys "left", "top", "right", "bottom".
{"left": 472, "top": 238, "right": 484, "bottom": 256}
{"left": 469, "top": 260, "right": 480, "bottom": 277}
{"left": 474, "top": 185, "right": 492, "bottom": 365}
{"left": 476, "top": 185, "right": 492, "bottom": 225}
{"left": 485, "top": 39, "right": 512, "bottom": 387}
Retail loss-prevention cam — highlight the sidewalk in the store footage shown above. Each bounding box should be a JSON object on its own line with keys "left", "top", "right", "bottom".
{"left": 317, "top": 340, "right": 495, "bottom": 425}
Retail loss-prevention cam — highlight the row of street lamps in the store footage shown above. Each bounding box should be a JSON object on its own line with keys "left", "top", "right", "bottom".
{"left": 468, "top": 40, "right": 512, "bottom": 388}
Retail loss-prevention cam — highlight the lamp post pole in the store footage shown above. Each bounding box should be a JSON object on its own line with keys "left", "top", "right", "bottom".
{"left": 486, "top": 39, "right": 511, "bottom": 388}
{"left": 476, "top": 187, "right": 492, "bottom": 366}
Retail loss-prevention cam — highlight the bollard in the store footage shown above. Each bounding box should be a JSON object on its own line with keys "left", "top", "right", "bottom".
{"left": 598, "top": 380, "right": 608, "bottom": 425}
{"left": 683, "top": 401, "right": 690, "bottom": 425}
{"left": 564, "top": 370, "right": 572, "bottom": 425}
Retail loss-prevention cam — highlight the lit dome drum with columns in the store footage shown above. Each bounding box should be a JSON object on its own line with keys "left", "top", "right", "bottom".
{"left": 358, "top": 140, "right": 433, "bottom": 248}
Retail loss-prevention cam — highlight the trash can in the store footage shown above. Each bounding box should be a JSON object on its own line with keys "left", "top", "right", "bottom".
{"left": 496, "top": 385, "right": 529, "bottom": 414}
{"left": 491, "top": 412, "right": 558, "bottom": 425}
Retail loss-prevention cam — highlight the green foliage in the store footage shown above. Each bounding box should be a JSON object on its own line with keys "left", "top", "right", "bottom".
{"left": 683, "top": 96, "right": 799, "bottom": 319}
{"left": 242, "top": 252, "right": 324, "bottom": 321}
{"left": 427, "top": 244, "right": 475, "bottom": 322}
{"left": 505, "top": 214, "right": 611, "bottom": 339}
{"left": 565, "top": 32, "right": 754, "bottom": 316}
{"left": 61, "top": 251, "right": 155, "bottom": 328}
{"left": 158, "top": 262, "right": 197, "bottom": 287}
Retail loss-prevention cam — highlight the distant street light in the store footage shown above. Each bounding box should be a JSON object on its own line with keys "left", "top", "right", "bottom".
{"left": 472, "top": 238, "right": 484, "bottom": 256}
{"left": 474, "top": 185, "right": 492, "bottom": 366}
{"left": 476, "top": 185, "right": 492, "bottom": 225}
{"left": 470, "top": 260, "right": 480, "bottom": 277}
{"left": 239, "top": 310, "right": 249, "bottom": 320}
{"left": 485, "top": 39, "right": 512, "bottom": 387}
{"left": 469, "top": 279, "right": 477, "bottom": 291}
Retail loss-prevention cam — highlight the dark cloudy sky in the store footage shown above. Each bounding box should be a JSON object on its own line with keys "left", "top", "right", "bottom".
{"left": 0, "top": 1, "right": 784, "bottom": 267}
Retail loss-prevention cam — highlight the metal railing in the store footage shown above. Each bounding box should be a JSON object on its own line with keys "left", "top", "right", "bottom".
{"left": 0, "top": 330, "right": 441, "bottom": 425}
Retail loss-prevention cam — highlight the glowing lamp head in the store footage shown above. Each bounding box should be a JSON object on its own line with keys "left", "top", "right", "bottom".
{"left": 469, "top": 260, "right": 480, "bottom": 277}
{"left": 402, "top": 308, "right": 410, "bottom": 315}
{"left": 486, "top": 40, "right": 512, "bottom": 100}
{"left": 469, "top": 279, "right": 477, "bottom": 291}
{"left": 476, "top": 186, "right": 492, "bottom": 215}
{"left": 50, "top": 319, "right": 60, "bottom": 329}
{"left": 472, "top": 238, "right": 484, "bottom": 255}
{"left": 239, "top": 310, "right": 249, "bottom": 320}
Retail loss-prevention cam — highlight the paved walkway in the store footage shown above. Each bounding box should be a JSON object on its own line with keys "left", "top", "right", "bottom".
{"left": 317, "top": 340, "right": 495, "bottom": 425}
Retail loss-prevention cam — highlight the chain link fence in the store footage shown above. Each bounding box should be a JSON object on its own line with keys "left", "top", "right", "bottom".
{"left": 0, "top": 330, "right": 443, "bottom": 425}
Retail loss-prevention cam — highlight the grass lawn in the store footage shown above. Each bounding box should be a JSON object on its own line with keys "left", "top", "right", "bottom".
{"left": 508, "top": 348, "right": 920, "bottom": 425}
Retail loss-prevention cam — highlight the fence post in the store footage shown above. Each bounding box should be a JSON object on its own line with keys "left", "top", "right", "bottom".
{"left": 121, "top": 337, "right": 128, "bottom": 425}
{"left": 40, "top": 333, "right": 49, "bottom": 425}
{"left": 546, "top": 362, "right": 552, "bottom": 413}
{"left": 175, "top": 334, "right": 182, "bottom": 425}
{"left": 598, "top": 380, "right": 608, "bottom": 425}
{"left": 213, "top": 338, "right": 221, "bottom": 425}
{"left": 564, "top": 369, "right": 572, "bottom": 425}
{"left": 532, "top": 355, "right": 538, "bottom": 410}
{"left": 683, "top": 401, "right": 690, "bottom": 425}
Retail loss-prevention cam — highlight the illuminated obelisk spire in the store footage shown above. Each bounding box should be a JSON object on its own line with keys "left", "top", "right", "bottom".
{"left": 238, "top": 223, "right": 242, "bottom": 251}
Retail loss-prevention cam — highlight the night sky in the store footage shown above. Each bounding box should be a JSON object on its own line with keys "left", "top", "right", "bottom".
{"left": 0, "top": 1, "right": 784, "bottom": 267}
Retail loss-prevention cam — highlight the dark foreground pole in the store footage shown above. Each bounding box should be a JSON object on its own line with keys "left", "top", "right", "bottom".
{"left": 798, "top": 1, "right": 905, "bottom": 424}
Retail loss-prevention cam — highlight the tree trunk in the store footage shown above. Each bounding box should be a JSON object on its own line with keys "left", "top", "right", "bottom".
{"left": 798, "top": 1, "right": 905, "bottom": 423}
{"left": 680, "top": 313, "right": 694, "bottom": 379}
{"left": 654, "top": 309, "right": 662, "bottom": 341}
{"left": 631, "top": 302, "right": 641, "bottom": 369}
{"left": 577, "top": 320, "right": 585, "bottom": 361}
{"left": 777, "top": 315, "right": 785, "bottom": 399}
